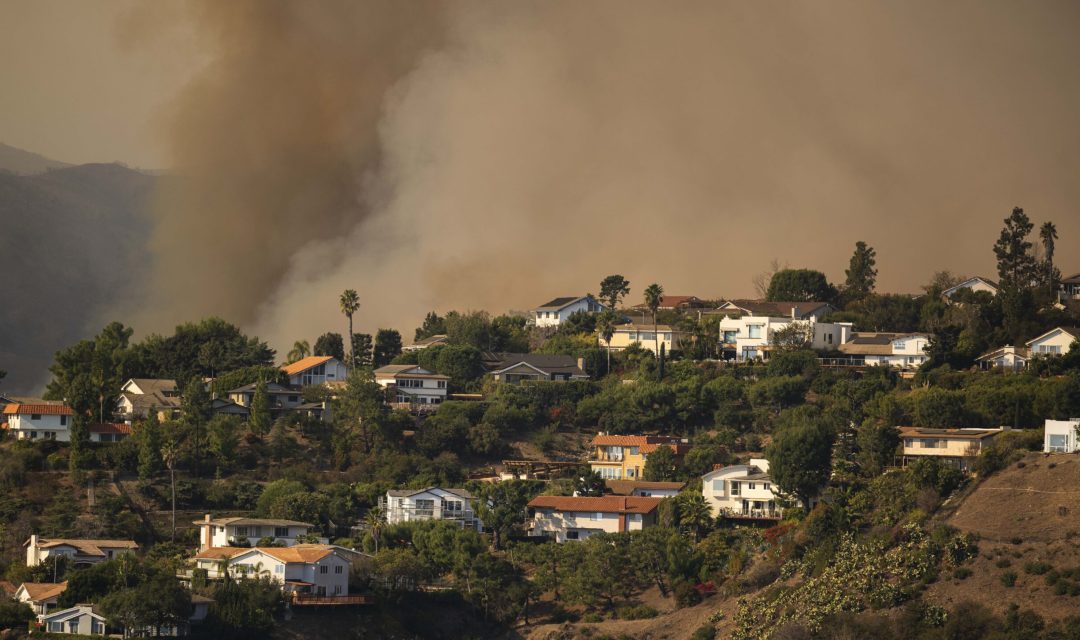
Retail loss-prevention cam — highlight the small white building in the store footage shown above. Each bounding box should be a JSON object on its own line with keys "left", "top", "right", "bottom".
{"left": 190, "top": 545, "right": 358, "bottom": 599}
{"left": 88, "top": 422, "right": 132, "bottom": 443}
{"left": 1044, "top": 419, "right": 1080, "bottom": 454}
{"left": 14, "top": 582, "right": 67, "bottom": 616}
{"left": 942, "top": 276, "right": 999, "bottom": 300}
{"left": 1025, "top": 327, "right": 1080, "bottom": 357}
{"left": 716, "top": 302, "right": 852, "bottom": 361}
{"left": 702, "top": 459, "right": 786, "bottom": 520}
{"left": 403, "top": 334, "right": 449, "bottom": 352}
{"left": 604, "top": 480, "right": 686, "bottom": 498}
{"left": 194, "top": 515, "right": 322, "bottom": 550}
{"left": 381, "top": 488, "right": 482, "bottom": 531}
{"left": 281, "top": 356, "right": 348, "bottom": 387}
{"left": 533, "top": 295, "right": 607, "bottom": 328}
{"left": 839, "top": 333, "right": 932, "bottom": 369}
{"left": 25, "top": 536, "right": 138, "bottom": 568}
{"left": 373, "top": 365, "right": 449, "bottom": 405}
{"left": 39, "top": 605, "right": 107, "bottom": 636}
{"left": 526, "top": 496, "right": 663, "bottom": 542}
{"left": 2, "top": 403, "right": 72, "bottom": 441}
{"left": 116, "top": 378, "right": 182, "bottom": 424}
{"left": 601, "top": 324, "right": 686, "bottom": 355}
{"left": 976, "top": 345, "right": 1030, "bottom": 371}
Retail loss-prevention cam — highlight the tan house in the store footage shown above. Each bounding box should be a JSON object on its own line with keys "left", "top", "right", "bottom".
{"left": 188, "top": 545, "right": 365, "bottom": 602}
{"left": 25, "top": 535, "right": 138, "bottom": 567}
{"left": 527, "top": 496, "right": 663, "bottom": 542}
{"left": 897, "top": 426, "right": 1005, "bottom": 472}
{"left": 601, "top": 324, "right": 686, "bottom": 355}
{"left": 588, "top": 434, "right": 691, "bottom": 480}
{"left": 14, "top": 582, "right": 67, "bottom": 615}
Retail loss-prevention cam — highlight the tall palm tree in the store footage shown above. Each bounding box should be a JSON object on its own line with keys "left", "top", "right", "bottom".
{"left": 597, "top": 312, "right": 616, "bottom": 374}
{"left": 339, "top": 289, "right": 360, "bottom": 370}
{"left": 161, "top": 437, "right": 180, "bottom": 541}
{"left": 1041, "top": 221, "right": 1058, "bottom": 298}
{"left": 364, "top": 507, "right": 385, "bottom": 553}
{"left": 643, "top": 283, "right": 664, "bottom": 356}
{"left": 287, "top": 340, "right": 310, "bottom": 363}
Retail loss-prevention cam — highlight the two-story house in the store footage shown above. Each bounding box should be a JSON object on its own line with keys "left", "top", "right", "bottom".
{"left": 25, "top": 536, "right": 138, "bottom": 568}
{"left": 897, "top": 426, "right": 1005, "bottom": 472}
{"left": 588, "top": 434, "right": 691, "bottom": 480}
{"left": 483, "top": 353, "right": 589, "bottom": 383}
{"left": 1044, "top": 419, "right": 1079, "bottom": 454}
{"left": 381, "top": 488, "right": 482, "bottom": 531}
{"left": 533, "top": 295, "right": 607, "bottom": 328}
{"left": 701, "top": 459, "right": 786, "bottom": 520}
{"left": 601, "top": 324, "right": 686, "bottom": 355}
{"left": 281, "top": 356, "right": 348, "bottom": 387}
{"left": 714, "top": 301, "right": 851, "bottom": 361}
{"left": 227, "top": 382, "right": 305, "bottom": 413}
{"left": 116, "top": 378, "right": 182, "bottom": 424}
{"left": 2, "top": 403, "right": 73, "bottom": 441}
{"left": 1025, "top": 327, "right": 1079, "bottom": 357}
{"left": 526, "top": 496, "right": 663, "bottom": 542}
{"left": 838, "top": 333, "right": 932, "bottom": 369}
{"left": 373, "top": 365, "right": 449, "bottom": 406}
{"left": 190, "top": 545, "right": 362, "bottom": 600}
{"left": 194, "top": 515, "right": 323, "bottom": 549}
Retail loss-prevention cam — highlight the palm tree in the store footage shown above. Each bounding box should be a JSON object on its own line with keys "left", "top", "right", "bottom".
{"left": 161, "top": 437, "right": 180, "bottom": 541}
{"left": 363, "top": 507, "right": 385, "bottom": 553}
{"left": 597, "top": 311, "right": 616, "bottom": 375}
{"left": 287, "top": 340, "right": 310, "bottom": 363}
{"left": 1041, "top": 221, "right": 1058, "bottom": 298}
{"left": 339, "top": 289, "right": 360, "bottom": 370}
{"left": 678, "top": 493, "right": 712, "bottom": 542}
{"left": 643, "top": 283, "right": 664, "bottom": 355}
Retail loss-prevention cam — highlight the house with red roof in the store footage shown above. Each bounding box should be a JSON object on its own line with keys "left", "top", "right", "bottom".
{"left": 526, "top": 495, "right": 664, "bottom": 542}
{"left": 2, "top": 403, "right": 73, "bottom": 441}
{"left": 587, "top": 433, "right": 691, "bottom": 480}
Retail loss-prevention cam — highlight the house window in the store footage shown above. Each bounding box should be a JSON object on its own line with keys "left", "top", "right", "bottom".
{"left": 415, "top": 499, "right": 435, "bottom": 518}
{"left": 629, "top": 447, "right": 639, "bottom": 456}
{"left": 320, "top": 565, "right": 329, "bottom": 574}
{"left": 29, "top": 431, "right": 37, "bottom": 439}
{"left": 730, "top": 481, "right": 740, "bottom": 496}
{"left": 235, "top": 526, "right": 249, "bottom": 537}
{"left": 275, "top": 565, "right": 284, "bottom": 574}
{"left": 275, "top": 527, "right": 289, "bottom": 537}
{"left": 748, "top": 483, "right": 756, "bottom": 490}
{"left": 747, "top": 325, "right": 763, "bottom": 339}
{"left": 68, "top": 620, "right": 78, "bottom": 633}
{"left": 826, "top": 333, "right": 833, "bottom": 345}
{"left": 50, "top": 623, "right": 62, "bottom": 633}
{"left": 567, "top": 531, "right": 579, "bottom": 540}
{"left": 712, "top": 480, "right": 724, "bottom": 491}
{"left": 335, "top": 565, "right": 343, "bottom": 574}
{"left": 31, "top": 414, "right": 41, "bottom": 420}
{"left": 60, "top": 416, "right": 67, "bottom": 426}
{"left": 289, "top": 395, "right": 299, "bottom": 402}
{"left": 437, "top": 380, "right": 447, "bottom": 389}
{"left": 591, "top": 512, "right": 603, "bottom": 521}
{"left": 764, "top": 483, "right": 770, "bottom": 491}
{"left": 334, "top": 585, "right": 342, "bottom": 594}
{"left": 663, "top": 333, "right": 672, "bottom": 341}
{"left": 627, "top": 332, "right": 637, "bottom": 341}
{"left": 894, "top": 341, "right": 906, "bottom": 350}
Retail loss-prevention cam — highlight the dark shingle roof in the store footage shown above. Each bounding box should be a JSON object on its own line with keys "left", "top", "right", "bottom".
{"left": 482, "top": 353, "right": 586, "bottom": 377}
{"left": 536, "top": 296, "right": 585, "bottom": 310}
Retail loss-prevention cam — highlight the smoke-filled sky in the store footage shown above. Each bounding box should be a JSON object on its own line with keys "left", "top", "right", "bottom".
{"left": 3, "top": 0, "right": 1079, "bottom": 367}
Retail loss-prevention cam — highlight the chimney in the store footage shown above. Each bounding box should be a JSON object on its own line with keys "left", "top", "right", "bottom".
{"left": 791, "top": 306, "right": 799, "bottom": 320}
{"left": 577, "top": 357, "right": 586, "bottom": 371}
{"left": 712, "top": 463, "right": 725, "bottom": 471}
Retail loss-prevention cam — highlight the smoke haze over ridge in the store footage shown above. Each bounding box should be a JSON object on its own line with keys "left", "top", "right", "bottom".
{"left": 128, "top": 1, "right": 1080, "bottom": 351}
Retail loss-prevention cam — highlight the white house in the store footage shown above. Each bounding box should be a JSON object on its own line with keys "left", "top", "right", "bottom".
{"left": 702, "top": 459, "right": 786, "bottom": 520}
{"left": 483, "top": 353, "right": 589, "bottom": 383}
{"left": 39, "top": 605, "right": 107, "bottom": 636}
{"left": 88, "top": 422, "right": 132, "bottom": 443}
{"left": 2, "top": 403, "right": 72, "bottom": 441}
{"left": 976, "top": 345, "right": 1030, "bottom": 371}
{"left": 116, "top": 378, "right": 182, "bottom": 424}
{"left": 716, "top": 303, "right": 852, "bottom": 361}
{"left": 190, "top": 545, "right": 358, "bottom": 599}
{"left": 373, "top": 365, "right": 449, "bottom": 405}
{"left": 601, "top": 324, "right": 686, "bottom": 355}
{"left": 25, "top": 536, "right": 138, "bottom": 568}
{"left": 381, "top": 488, "right": 482, "bottom": 531}
{"left": 838, "top": 333, "right": 932, "bottom": 369}
{"left": 1044, "top": 419, "right": 1079, "bottom": 454}
{"left": 1059, "top": 273, "right": 1080, "bottom": 303}
{"left": 1025, "top": 327, "right": 1080, "bottom": 357}
{"left": 526, "top": 496, "right": 663, "bottom": 542}
{"left": 533, "top": 295, "right": 607, "bottom": 328}
{"left": 942, "top": 276, "right": 999, "bottom": 300}
{"left": 14, "top": 582, "right": 67, "bottom": 615}
{"left": 194, "top": 515, "right": 322, "bottom": 550}
{"left": 281, "top": 356, "right": 348, "bottom": 387}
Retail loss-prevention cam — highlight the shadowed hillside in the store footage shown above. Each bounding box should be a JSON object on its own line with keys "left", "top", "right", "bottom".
{"left": 0, "top": 142, "right": 71, "bottom": 175}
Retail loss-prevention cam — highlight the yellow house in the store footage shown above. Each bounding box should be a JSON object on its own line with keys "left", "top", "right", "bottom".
{"left": 588, "top": 434, "right": 690, "bottom": 480}
{"left": 897, "top": 426, "right": 1005, "bottom": 472}
{"left": 600, "top": 324, "right": 685, "bottom": 355}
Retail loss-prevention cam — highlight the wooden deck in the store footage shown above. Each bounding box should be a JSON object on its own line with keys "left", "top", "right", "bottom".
{"left": 291, "top": 594, "right": 374, "bottom": 606}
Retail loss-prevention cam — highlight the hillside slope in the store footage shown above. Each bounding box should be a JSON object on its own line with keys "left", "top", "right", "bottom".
{"left": 0, "top": 142, "right": 71, "bottom": 174}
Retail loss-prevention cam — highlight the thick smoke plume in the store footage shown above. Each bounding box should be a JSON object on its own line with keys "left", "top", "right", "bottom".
{"left": 138, "top": 1, "right": 1080, "bottom": 352}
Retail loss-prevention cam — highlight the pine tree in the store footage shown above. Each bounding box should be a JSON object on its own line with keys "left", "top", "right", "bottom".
{"left": 249, "top": 380, "right": 271, "bottom": 439}
{"left": 843, "top": 241, "right": 877, "bottom": 302}
{"left": 138, "top": 410, "right": 163, "bottom": 480}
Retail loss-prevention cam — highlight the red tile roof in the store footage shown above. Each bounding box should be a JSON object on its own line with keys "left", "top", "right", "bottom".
{"left": 528, "top": 495, "right": 664, "bottom": 514}
{"left": 3, "top": 403, "right": 73, "bottom": 416}
{"left": 281, "top": 356, "right": 334, "bottom": 376}
{"left": 89, "top": 423, "right": 132, "bottom": 435}
{"left": 590, "top": 434, "right": 689, "bottom": 454}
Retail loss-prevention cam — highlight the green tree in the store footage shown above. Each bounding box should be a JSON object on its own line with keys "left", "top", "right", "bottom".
{"left": 842, "top": 241, "right": 877, "bottom": 303}
{"left": 0, "top": 599, "right": 33, "bottom": 630}
{"left": 351, "top": 333, "right": 373, "bottom": 368}
{"left": 255, "top": 479, "right": 308, "bottom": 516}
{"left": 994, "top": 207, "right": 1037, "bottom": 290}
{"left": 856, "top": 414, "right": 901, "bottom": 476}
{"left": 476, "top": 480, "right": 544, "bottom": 549}
{"left": 373, "top": 329, "right": 403, "bottom": 367}
{"left": 363, "top": 507, "right": 384, "bottom": 553}
{"left": 286, "top": 340, "right": 310, "bottom": 363}
{"left": 137, "top": 410, "right": 163, "bottom": 480}
{"left": 599, "top": 274, "right": 631, "bottom": 309}
{"left": 643, "top": 445, "right": 678, "bottom": 481}
{"left": 445, "top": 311, "right": 493, "bottom": 349}
{"left": 313, "top": 332, "right": 345, "bottom": 361}
{"left": 1040, "top": 221, "right": 1059, "bottom": 300}
{"left": 248, "top": 380, "right": 270, "bottom": 438}
{"left": 208, "top": 414, "right": 241, "bottom": 471}
{"left": 766, "top": 420, "right": 835, "bottom": 505}
{"left": 339, "top": 289, "right": 361, "bottom": 371}
{"left": 204, "top": 573, "right": 282, "bottom": 639}
{"left": 99, "top": 574, "right": 192, "bottom": 638}
{"left": 414, "top": 311, "right": 447, "bottom": 342}
{"left": 129, "top": 317, "right": 274, "bottom": 385}
{"left": 766, "top": 269, "right": 837, "bottom": 303}
{"left": 644, "top": 283, "right": 664, "bottom": 355}
{"left": 182, "top": 378, "right": 212, "bottom": 477}
{"left": 678, "top": 493, "right": 712, "bottom": 541}
{"left": 575, "top": 469, "right": 606, "bottom": 497}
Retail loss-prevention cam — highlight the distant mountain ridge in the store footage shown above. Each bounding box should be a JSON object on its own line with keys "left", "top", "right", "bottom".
{"left": 0, "top": 142, "right": 72, "bottom": 175}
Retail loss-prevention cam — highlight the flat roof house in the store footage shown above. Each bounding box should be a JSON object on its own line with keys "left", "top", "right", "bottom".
{"left": 602, "top": 323, "right": 686, "bottom": 355}
{"left": 897, "top": 426, "right": 1005, "bottom": 472}
{"left": 527, "top": 496, "right": 663, "bottom": 542}
{"left": 1044, "top": 419, "right": 1079, "bottom": 454}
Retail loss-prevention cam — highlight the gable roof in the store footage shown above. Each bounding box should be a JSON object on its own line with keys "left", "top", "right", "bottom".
{"left": 386, "top": 486, "right": 475, "bottom": 499}
{"left": 535, "top": 296, "right": 588, "bottom": 310}
{"left": 123, "top": 378, "right": 178, "bottom": 394}
{"left": 1025, "top": 326, "right": 1080, "bottom": 347}
{"left": 1061, "top": 272, "right": 1080, "bottom": 285}
{"left": 41, "top": 605, "right": 106, "bottom": 624}
{"left": 227, "top": 382, "right": 297, "bottom": 394}
{"left": 89, "top": 422, "right": 132, "bottom": 435}
{"left": 838, "top": 333, "right": 930, "bottom": 356}
{"left": 897, "top": 426, "right": 1003, "bottom": 440}
{"left": 716, "top": 300, "right": 833, "bottom": 319}
{"left": 226, "top": 544, "right": 341, "bottom": 564}
{"left": 3, "top": 403, "right": 73, "bottom": 416}
{"left": 942, "top": 276, "right": 999, "bottom": 297}
{"left": 17, "top": 581, "right": 67, "bottom": 602}
{"left": 28, "top": 538, "right": 138, "bottom": 556}
{"left": 281, "top": 355, "right": 337, "bottom": 377}
{"left": 194, "top": 516, "right": 314, "bottom": 528}
{"left": 527, "top": 495, "right": 664, "bottom": 514}
{"left": 976, "top": 345, "right": 1030, "bottom": 361}
{"left": 373, "top": 365, "right": 448, "bottom": 379}
{"left": 483, "top": 353, "right": 587, "bottom": 377}
{"left": 408, "top": 334, "right": 449, "bottom": 348}
{"left": 590, "top": 434, "right": 690, "bottom": 454}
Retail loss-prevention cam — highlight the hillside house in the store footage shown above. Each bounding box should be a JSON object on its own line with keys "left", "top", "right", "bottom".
{"left": 483, "top": 353, "right": 589, "bottom": 383}
{"left": 14, "top": 582, "right": 67, "bottom": 615}
{"left": 227, "top": 382, "right": 305, "bottom": 413}
{"left": 281, "top": 355, "right": 347, "bottom": 387}
{"left": 39, "top": 604, "right": 107, "bottom": 635}
{"left": 714, "top": 300, "right": 835, "bottom": 322}
{"left": 1044, "top": 419, "right": 1079, "bottom": 454}
{"left": 702, "top": 459, "right": 786, "bottom": 520}
{"left": 189, "top": 545, "right": 359, "bottom": 599}
{"left": 381, "top": 488, "right": 482, "bottom": 531}
{"left": 630, "top": 295, "right": 707, "bottom": 311}
{"left": 2, "top": 403, "right": 72, "bottom": 441}
{"left": 601, "top": 324, "right": 686, "bottom": 355}
{"left": 25, "top": 535, "right": 138, "bottom": 568}
{"left": 838, "top": 333, "right": 932, "bottom": 369}
{"left": 1025, "top": 327, "right": 1080, "bottom": 356}
{"left": 88, "top": 422, "right": 132, "bottom": 443}
{"left": 526, "top": 496, "right": 663, "bottom": 542}
{"left": 533, "top": 295, "right": 607, "bottom": 328}
{"left": 194, "top": 515, "right": 323, "bottom": 549}
{"left": 604, "top": 480, "right": 686, "bottom": 498}
{"left": 116, "top": 378, "right": 181, "bottom": 424}
{"left": 588, "top": 434, "right": 691, "bottom": 480}
{"left": 898, "top": 426, "right": 1005, "bottom": 472}
{"left": 1059, "top": 273, "right": 1080, "bottom": 303}
{"left": 403, "top": 334, "right": 449, "bottom": 352}
{"left": 373, "top": 365, "right": 449, "bottom": 406}
{"left": 942, "top": 276, "right": 999, "bottom": 300}
{"left": 714, "top": 301, "right": 851, "bottom": 361}
{"left": 976, "top": 345, "right": 1030, "bottom": 371}
{"left": 210, "top": 397, "right": 250, "bottom": 418}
